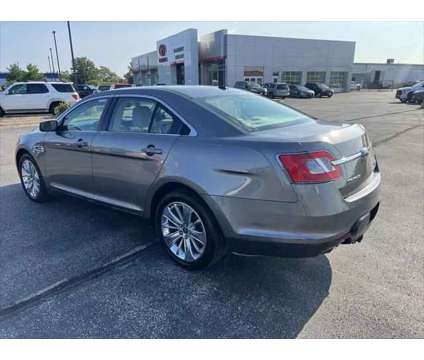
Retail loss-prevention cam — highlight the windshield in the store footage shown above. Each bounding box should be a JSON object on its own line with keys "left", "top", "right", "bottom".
{"left": 297, "top": 86, "right": 309, "bottom": 91}
{"left": 199, "top": 94, "right": 313, "bottom": 132}
{"left": 318, "top": 83, "right": 330, "bottom": 90}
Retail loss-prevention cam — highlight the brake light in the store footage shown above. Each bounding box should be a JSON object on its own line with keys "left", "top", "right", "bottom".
{"left": 72, "top": 94, "right": 80, "bottom": 100}
{"left": 279, "top": 151, "right": 341, "bottom": 183}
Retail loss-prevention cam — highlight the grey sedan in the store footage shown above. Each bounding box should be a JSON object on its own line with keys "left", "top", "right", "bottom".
{"left": 15, "top": 86, "right": 380, "bottom": 269}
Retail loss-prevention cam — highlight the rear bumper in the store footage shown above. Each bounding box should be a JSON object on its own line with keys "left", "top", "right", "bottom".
{"left": 203, "top": 172, "right": 381, "bottom": 258}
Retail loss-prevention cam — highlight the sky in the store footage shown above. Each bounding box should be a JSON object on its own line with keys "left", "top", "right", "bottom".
{"left": 0, "top": 21, "right": 423, "bottom": 76}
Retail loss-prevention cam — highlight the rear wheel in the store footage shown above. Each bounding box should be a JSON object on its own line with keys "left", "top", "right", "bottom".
{"left": 49, "top": 101, "right": 61, "bottom": 115}
{"left": 0, "top": 107, "right": 4, "bottom": 117}
{"left": 18, "top": 154, "right": 50, "bottom": 202}
{"left": 155, "top": 190, "right": 226, "bottom": 269}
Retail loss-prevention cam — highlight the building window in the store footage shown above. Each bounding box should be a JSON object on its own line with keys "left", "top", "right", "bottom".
{"left": 281, "top": 72, "right": 302, "bottom": 84}
{"left": 307, "top": 72, "right": 326, "bottom": 83}
{"left": 330, "top": 72, "right": 347, "bottom": 88}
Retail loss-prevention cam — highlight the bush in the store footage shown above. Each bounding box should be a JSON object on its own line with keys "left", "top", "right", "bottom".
{"left": 54, "top": 102, "right": 71, "bottom": 116}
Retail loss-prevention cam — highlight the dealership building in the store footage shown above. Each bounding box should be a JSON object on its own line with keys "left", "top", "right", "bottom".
{"left": 131, "top": 28, "right": 356, "bottom": 92}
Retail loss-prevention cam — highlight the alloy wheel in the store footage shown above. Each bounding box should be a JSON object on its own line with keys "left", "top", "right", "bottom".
{"left": 161, "top": 201, "right": 207, "bottom": 262}
{"left": 21, "top": 159, "right": 41, "bottom": 199}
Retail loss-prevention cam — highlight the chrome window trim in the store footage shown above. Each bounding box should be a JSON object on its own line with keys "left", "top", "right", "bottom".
{"left": 58, "top": 93, "right": 198, "bottom": 137}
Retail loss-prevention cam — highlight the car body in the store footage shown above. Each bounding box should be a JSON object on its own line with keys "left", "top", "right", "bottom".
{"left": 76, "top": 84, "right": 97, "bottom": 98}
{"left": 98, "top": 85, "right": 112, "bottom": 92}
{"left": 396, "top": 81, "right": 424, "bottom": 102}
{"left": 16, "top": 86, "right": 380, "bottom": 269}
{"left": 408, "top": 89, "right": 424, "bottom": 104}
{"left": 0, "top": 81, "right": 79, "bottom": 116}
{"left": 305, "top": 83, "right": 334, "bottom": 97}
{"left": 263, "top": 82, "right": 290, "bottom": 98}
{"left": 289, "top": 84, "right": 315, "bottom": 98}
{"left": 234, "top": 81, "right": 267, "bottom": 96}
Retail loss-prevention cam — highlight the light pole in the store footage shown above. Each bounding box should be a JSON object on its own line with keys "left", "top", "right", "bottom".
{"left": 49, "top": 47, "right": 56, "bottom": 74}
{"left": 48, "top": 55, "right": 52, "bottom": 73}
{"left": 67, "top": 21, "right": 77, "bottom": 84}
{"left": 52, "top": 30, "right": 61, "bottom": 79}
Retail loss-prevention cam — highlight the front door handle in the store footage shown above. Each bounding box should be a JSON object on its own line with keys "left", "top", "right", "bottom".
{"left": 142, "top": 145, "right": 163, "bottom": 156}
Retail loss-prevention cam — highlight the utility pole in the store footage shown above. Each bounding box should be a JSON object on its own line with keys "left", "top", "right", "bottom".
{"left": 67, "top": 21, "right": 77, "bottom": 84}
{"left": 49, "top": 47, "right": 56, "bottom": 74}
{"left": 52, "top": 30, "right": 61, "bottom": 79}
{"left": 48, "top": 55, "right": 52, "bottom": 73}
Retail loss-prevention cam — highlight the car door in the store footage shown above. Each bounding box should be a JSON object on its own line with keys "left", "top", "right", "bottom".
{"left": 2, "top": 83, "right": 27, "bottom": 110}
{"left": 42, "top": 97, "right": 110, "bottom": 195}
{"left": 26, "top": 83, "right": 50, "bottom": 110}
{"left": 91, "top": 96, "right": 186, "bottom": 213}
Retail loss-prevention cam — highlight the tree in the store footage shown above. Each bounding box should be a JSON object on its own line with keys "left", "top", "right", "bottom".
{"left": 60, "top": 70, "right": 72, "bottom": 82}
{"left": 97, "top": 66, "right": 121, "bottom": 84}
{"left": 71, "top": 57, "right": 98, "bottom": 84}
{"left": 6, "top": 63, "right": 25, "bottom": 83}
{"left": 123, "top": 65, "right": 134, "bottom": 84}
{"left": 22, "top": 64, "right": 43, "bottom": 81}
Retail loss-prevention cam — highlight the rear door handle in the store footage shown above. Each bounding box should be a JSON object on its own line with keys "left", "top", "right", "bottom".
{"left": 142, "top": 145, "right": 163, "bottom": 156}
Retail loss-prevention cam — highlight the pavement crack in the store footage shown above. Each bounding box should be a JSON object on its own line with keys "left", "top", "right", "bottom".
{"left": 0, "top": 242, "right": 157, "bottom": 320}
{"left": 344, "top": 108, "right": 422, "bottom": 123}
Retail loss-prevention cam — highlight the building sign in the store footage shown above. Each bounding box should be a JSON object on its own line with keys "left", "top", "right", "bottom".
{"left": 174, "top": 46, "right": 184, "bottom": 53}
{"left": 158, "top": 44, "right": 167, "bottom": 57}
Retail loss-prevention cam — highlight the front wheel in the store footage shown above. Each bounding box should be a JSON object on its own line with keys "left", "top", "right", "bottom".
{"left": 155, "top": 190, "right": 226, "bottom": 269}
{"left": 18, "top": 154, "right": 50, "bottom": 202}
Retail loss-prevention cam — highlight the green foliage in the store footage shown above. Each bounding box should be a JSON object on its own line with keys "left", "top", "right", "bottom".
{"left": 6, "top": 64, "right": 26, "bottom": 83}
{"left": 22, "top": 64, "right": 44, "bottom": 81}
{"left": 71, "top": 57, "right": 122, "bottom": 85}
{"left": 6, "top": 63, "right": 44, "bottom": 83}
{"left": 60, "top": 70, "right": 72, "bottom": 82}
{"left": 54, "top": 102, "right": 71, "bottom": 116}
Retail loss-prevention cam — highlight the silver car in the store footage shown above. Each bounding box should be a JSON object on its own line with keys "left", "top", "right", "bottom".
{"left": 15, "top": 86, "right": 381, "bottom": 269}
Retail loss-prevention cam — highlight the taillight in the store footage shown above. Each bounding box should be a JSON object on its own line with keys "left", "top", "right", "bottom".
{"left": 279, "top": 151, "right": 341, "bottom": 183}
{"left": 72, "top": 94, "right": 80, "bottom": 100}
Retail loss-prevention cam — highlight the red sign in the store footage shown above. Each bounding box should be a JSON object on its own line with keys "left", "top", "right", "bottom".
{"left": 158, "top": 44, "right": 167, "bottom": 57}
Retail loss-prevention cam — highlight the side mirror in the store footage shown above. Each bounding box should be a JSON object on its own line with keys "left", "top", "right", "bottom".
{"left": 40, "top": 120, "right": 58, "bottom": 132}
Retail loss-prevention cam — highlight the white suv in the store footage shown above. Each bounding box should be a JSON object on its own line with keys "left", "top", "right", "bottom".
{"left": 0, "top": 81, "right": 80, "bottom": 116}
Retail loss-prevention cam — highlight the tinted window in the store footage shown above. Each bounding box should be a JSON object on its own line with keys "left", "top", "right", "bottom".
{"left": 8, "top": 84, "right": 27, "bottom": 95}
{"left": 27, "top": 83, "right": 49, "bottom": 94}
{"left": 150, "top": 105, "right": 183, "bottom": 135}
{"left": 63, "top": 98, "right": 108, "bottom": 131}
{"left": 98, "top": 85, "right": 111, "bottom": 91}
{"left": 277, "top": 84, "right": 288, "bottom": 90}
{"left": 52, "top": 83, "right": 75, "bottom": 93}
{"left": 199, "top": 94, "right": 313, "bottom": 132}
{"left": 109, "top": 98, "right": 155, "bottom": 133}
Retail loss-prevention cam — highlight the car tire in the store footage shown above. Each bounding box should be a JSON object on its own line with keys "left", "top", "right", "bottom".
{"left": 0, "top": 107, "right": 4, "bottom": 117}
{"left": 18, "top": 154, "right": 50, "bottom": 202}
{"left": 400, "top": 98, "right": 407, "bottom": 103}
{"left": 49, "top": 102, "right": 62, "bottom": 115}
{"left": 155, "top": 190, "right": 227, "bottom": 270}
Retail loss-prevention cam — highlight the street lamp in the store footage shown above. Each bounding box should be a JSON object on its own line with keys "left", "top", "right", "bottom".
{"left": 67, "top": 21, "right": 77, "bottom": 84}
{"left": 49, "top": 47, "right": 56, "bottom": 74}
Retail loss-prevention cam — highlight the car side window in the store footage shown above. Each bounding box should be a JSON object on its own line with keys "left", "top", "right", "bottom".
{"left": 8, "top": 84, "right": 27, "bottom": 95}
{"left": 150, "top": 104, "right": 186, "bottom": 135}
{"left": 27, "top": 84, "right": 49, "bottom": 94}
{"left": 63, "top": 98, "right": 108, "bottom": 131}
{"left": 109, "top": 97, "right": 155, "bottom": 133}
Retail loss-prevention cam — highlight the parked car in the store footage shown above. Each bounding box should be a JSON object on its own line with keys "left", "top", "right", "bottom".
{"left": 98, "top": 84, "right": 112, "bottom": 92}
{"left": 0, "top": 81, "right": 79, "bottom": 116}
{"left": 407, "top": 89, "right": 424, "bottom": 104}
{"left": 111, "top": 83, "right": 134, "bottom": 90}
{"left": 263, "top": 82, "right": 290, "bottom": 98}
{"left": 289, "top": 84, "right": 315, "bottom": 98}
{"left": 350, "top": 81, "right": 361, "bottom": 91}
{"left": 396, "top": 81, "right": 424, "bottom": 103}
{"left": 234, "top": 81, "right": 267, "bottom": 96}
{"left": 305, "top": 83, "right": 334, "bottom": 97}
{"left": 76, "top": 84, "right": 97, "bottom": 98}
{"left": 16, "top": 86, "right": 380, "bottom": 269}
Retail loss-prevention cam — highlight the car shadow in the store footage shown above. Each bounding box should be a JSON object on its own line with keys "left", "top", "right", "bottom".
{"left": 0, "top": 183, "right": 332, "bottom": 338}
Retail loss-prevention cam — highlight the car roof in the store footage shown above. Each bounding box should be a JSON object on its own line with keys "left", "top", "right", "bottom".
{"left": 102, "top": 85, "right": 248, "bottom": 99}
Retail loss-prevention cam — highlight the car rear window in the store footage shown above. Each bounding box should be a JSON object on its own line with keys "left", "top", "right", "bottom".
{"left": 199, "top": 94, "right": 313, "bottom": 132}
{"left": 52, "top": 83, "right": 76, "bottom": 93}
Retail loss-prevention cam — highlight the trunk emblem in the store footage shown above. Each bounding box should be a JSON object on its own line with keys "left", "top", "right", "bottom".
{"left": 347, "top": 174, "right": 362, "bottom": 183}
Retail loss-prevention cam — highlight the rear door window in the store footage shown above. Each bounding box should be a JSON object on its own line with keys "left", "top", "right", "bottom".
{"left": 8, "top": 84, "right": 27, "bottom": 95}
{"left": 27, "top": 83, "right": 49, "bottom": 94}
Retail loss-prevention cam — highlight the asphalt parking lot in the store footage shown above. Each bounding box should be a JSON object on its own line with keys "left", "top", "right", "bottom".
{"left": 0, "top": 90, "right": 423, "bottom": 338}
